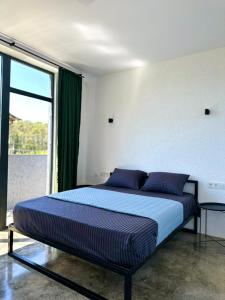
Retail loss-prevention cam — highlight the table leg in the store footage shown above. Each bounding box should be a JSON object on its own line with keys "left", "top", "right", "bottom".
{"left": 199, "top": 209, "right": 202, "bottom": 242}
{"left": 205, "top": 209, "right": 208, "bottom": 240}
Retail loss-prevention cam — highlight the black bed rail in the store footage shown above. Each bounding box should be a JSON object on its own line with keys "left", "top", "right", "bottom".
{"left": 186, "top": 179, "right": 198, "bottom": 202}
{"left": 8, "top": 179, "right": 199, "bottom": 300}
{"left": 183, "top": 179, "right": 199, "bottom": 233}
{"left": 8, "top": 211, "right": 197, "bottom": 300}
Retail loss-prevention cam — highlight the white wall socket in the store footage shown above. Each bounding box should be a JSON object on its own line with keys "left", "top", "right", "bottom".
{"left": 208, "top": 182, "right": 225, "bottom": 190}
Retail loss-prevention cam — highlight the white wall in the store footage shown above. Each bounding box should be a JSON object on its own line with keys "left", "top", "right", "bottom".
{"left": 78, "top": 47, "right": 225, "bottom": 238}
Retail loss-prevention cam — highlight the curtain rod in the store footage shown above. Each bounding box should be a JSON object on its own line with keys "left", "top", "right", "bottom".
{"left": 0, "top": 37, "right": 84, "bottom": 78}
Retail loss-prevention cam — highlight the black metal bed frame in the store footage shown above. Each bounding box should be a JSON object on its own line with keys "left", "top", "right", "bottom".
{"left": 8, "top": 180, "right": 199, "bottom": 300}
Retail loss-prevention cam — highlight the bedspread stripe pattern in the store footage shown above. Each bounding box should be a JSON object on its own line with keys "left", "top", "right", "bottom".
{"left": 49, "top": 187, "right": 183, "bottom": 245}
{"left": 13, "top": 186, "right": 196, "bottom": 267}
{"left": 14, "top": 196, "right": 157, "bottom": 267}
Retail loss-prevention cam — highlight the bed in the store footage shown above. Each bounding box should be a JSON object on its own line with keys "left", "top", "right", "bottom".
{"left": 8, "top": 179, "right": 199, "bottom": 300}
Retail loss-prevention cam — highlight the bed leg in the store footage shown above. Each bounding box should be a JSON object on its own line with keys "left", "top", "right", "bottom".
{"left": 8, "top": 226, "right": 14, "bottom": 253}
{"left": 194, "top": 215, "right": 198, "bottom": 234}
{"left": 124, "top": 274, "right": 132, "bottom": 300}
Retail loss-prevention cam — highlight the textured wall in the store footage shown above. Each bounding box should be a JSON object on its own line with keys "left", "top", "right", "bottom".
{"left": 7, "top": 155, "right": 47, "bottom": 209}
{"left": 78, "top": 47, "right": 225, "bottom": 238}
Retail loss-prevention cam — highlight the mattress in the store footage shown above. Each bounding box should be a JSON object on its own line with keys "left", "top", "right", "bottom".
{"left": 13, "top": 185, "right": 197, "bottom": 267}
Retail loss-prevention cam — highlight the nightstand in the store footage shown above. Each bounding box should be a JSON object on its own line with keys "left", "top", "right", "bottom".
{"left": 199, "top": 202, "right": 225, "bottom": 246}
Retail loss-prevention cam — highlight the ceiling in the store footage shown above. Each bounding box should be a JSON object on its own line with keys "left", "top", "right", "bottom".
{"left": 1, "top": 0, "right": 225, "bottom": 75}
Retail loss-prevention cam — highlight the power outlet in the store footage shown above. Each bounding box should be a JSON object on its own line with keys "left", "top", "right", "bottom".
{"left": 208, "top": 182, "right": 225, "bottom": 190}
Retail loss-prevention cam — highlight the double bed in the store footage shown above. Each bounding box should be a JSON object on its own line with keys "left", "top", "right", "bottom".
{"left": 9, "top": 179, "right": 199, "bottom": 300}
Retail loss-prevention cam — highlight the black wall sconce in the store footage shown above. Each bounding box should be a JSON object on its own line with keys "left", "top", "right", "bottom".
{"left": 204, "top": 109, "right": 210, "bottom": 115}
{"left": 108, "top": 118, "right": 114, "bottom": 123}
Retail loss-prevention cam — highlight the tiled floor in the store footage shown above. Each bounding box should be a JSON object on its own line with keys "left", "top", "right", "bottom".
{"left": 0, "top": 230, "right": 225, "bottom": 300}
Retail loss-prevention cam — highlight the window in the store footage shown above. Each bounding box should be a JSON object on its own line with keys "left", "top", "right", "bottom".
{"left": 10, "top": 60, "right": 52, "bottom": 98}
{"left": 0, "top": 53, "right": 54, "bottom": 228}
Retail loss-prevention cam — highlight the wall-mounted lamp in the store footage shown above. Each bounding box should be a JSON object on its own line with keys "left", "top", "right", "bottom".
{"left": 204, "top": 109, "right": 210, "bottom": 115}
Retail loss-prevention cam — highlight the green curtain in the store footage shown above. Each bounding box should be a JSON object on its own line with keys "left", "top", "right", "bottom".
{"left": 57, "top": 68, "right": 82, "bottom": 192}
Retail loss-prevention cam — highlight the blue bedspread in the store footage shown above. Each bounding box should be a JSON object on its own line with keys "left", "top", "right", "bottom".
{"left": 49, "top": 188, "right": 183, "bottom": 245}
{"left": 14, "top": 185, "right": 196, "bottom": 267}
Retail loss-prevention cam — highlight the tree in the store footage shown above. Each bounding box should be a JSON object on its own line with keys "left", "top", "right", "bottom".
{"left": 9, "top": 120, "right": 48, "bottom": 155}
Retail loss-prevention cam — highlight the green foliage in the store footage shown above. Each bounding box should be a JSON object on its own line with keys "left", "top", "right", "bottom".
{"left": 9, "top": 120, "right": 48, "bottom": 155}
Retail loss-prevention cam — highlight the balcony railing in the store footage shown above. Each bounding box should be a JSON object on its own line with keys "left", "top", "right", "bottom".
{"left": 7, "top": 154, "right": 47, "bottom": 210}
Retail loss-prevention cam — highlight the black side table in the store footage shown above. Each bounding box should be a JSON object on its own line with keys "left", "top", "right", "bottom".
{"left": 199, "top": 202, "right": 225, "bottom": 246}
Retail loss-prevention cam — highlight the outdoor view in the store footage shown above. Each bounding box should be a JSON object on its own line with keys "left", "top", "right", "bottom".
{"left": 9, "top": 94, "right": 50, "bottom": 155}
{"left": 7, "top": 60, "right": 52, "bottom": 223}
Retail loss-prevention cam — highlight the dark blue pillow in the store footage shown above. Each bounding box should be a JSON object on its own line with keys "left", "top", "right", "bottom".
{"left": 106, "top": 168, "right": 147, "bottom": 190}
{"left": 141, "top": 172, "right": 189, "bottom": 195}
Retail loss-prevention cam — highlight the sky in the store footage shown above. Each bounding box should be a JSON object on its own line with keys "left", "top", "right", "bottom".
{"left": 10, "top": 94, "right": 51, "bottom": 123}
{"left": 9, "top": 60, "right": 52, "bottom": 123}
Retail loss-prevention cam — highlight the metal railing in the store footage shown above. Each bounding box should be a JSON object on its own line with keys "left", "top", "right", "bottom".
{"left": 7, "top": 155, "right": 48, "bottom": 209}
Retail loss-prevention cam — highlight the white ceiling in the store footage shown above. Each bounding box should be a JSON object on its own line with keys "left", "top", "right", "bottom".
{"left": 1, "top": 0, "right": 225, "bottom": 75}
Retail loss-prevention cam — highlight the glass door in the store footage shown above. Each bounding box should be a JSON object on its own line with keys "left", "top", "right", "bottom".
{"left": 0, "top": 54, "right": 9, "bottom": 229}
{"left": 0, "top": 55, "right": 3, "bottom": 228}
{"left": 0, "top": 55, "right": 54, "bottom": 228}
{"left": 7, "top": 94, "right": 52, "bottom": 224}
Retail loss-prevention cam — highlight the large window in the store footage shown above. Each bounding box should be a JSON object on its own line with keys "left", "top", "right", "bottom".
{"left": 0, "top": 54, "right": 54, "bottom": 228}
{"left": 10, "top": 60, "right": 52, "bottom": 98}
{"left": 8, "top": 93, "right": 51, "bottom": 155}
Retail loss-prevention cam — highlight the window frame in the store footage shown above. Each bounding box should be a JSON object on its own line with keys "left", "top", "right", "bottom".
{"left": 0, "top": 52, "right": 55, "bottom": 229}
{"left": 10, "top": 56, "right": 54, "bottom": 102}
